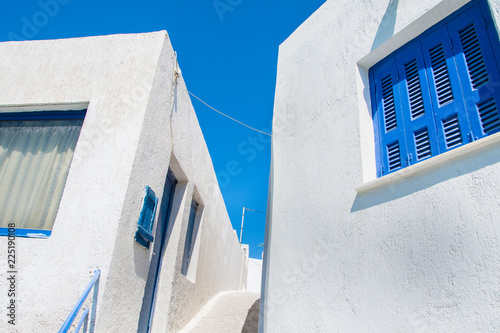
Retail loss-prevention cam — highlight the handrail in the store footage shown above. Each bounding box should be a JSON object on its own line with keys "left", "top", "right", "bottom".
{"left": 59, "top": 269, "right": 101, "bottom": 333}
{"left": 74, "top": 308, "right": 89, "bottom": 333}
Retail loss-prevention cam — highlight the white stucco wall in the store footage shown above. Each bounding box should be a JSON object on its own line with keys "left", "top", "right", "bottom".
{"left": 247, "top": 258, "right": 262, "bottom": 294}
{"left": 263, "top": 0, "right": 500, "bottom": 332}
{"left": 0, "top": 32, "right": 246, "bottom": 333}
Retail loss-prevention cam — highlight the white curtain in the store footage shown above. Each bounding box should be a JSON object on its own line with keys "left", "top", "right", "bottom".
{"left": 0, "top": 119, "right": 83, "bottom": 231}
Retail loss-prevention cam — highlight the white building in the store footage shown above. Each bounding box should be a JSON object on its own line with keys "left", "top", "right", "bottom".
{"left": 247, "top": 258, "right": 263, "bottom": 294}
{"left": 263, "top": 0, "right": 500, "bottom": 331}
{"left": 0, "top": 31, "right": 248, "bottom": 332}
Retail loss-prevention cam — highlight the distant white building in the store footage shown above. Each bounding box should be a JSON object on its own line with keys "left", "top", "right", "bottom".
{"left": 247, "top": 258, "right": 263, "bottom": 294}
{"left": 262, "top": 0, "right": 500, "bottom": 331}
{"left": 0, "top": 31, "right": 247, "bottom": 332}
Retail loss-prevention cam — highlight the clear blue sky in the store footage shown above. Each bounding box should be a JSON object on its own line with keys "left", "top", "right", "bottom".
{"left": 1, "top": 0, "right": 326, "bottom": 259}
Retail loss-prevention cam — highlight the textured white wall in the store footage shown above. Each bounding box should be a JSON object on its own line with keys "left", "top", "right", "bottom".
{"left": 146, "top": 37, "right": 246, "bottom": 332}
{"left": 247, "top": 258, "right": 262, "bottom": 294}
{"left": 263, "top": 0, "right": 500, "bottom": 332}
{"left": 0, "top": 32, "right": 246, "bottom": 333}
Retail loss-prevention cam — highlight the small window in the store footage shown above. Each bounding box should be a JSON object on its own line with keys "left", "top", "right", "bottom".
{"left": 0, "top": 110, "right": 85, "bottom": 238}
{"left": 370, "top": 0, "right": 500, "bottom": 176}
{"left": 181, "top": 198, "right": 200, "bottom": 278}
{"left": 135, "top": 186, "right": 159, "bottom": 249}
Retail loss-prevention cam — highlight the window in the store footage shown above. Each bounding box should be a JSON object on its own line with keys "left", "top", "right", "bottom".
{"left": 181, "top": 198, "right": 200, "bottom": 277}
{"left": 370, "top": 0, "right": 500, "bottom": 177}
{"left": 0, "top": 110, "right": 85, "bottom": 237}
{"left": 135, "top": 185, "right": 159, "bottom": 249}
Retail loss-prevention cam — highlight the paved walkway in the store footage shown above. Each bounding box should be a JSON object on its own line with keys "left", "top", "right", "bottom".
{"left": 179, "top": 291, "right": 260, "bottom": 333}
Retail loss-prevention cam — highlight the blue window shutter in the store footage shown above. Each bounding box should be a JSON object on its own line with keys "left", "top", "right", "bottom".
{"left": 135, "top": 186, "right": 158, "bottom": 249}
{"left": 421, "top": 24, "right": 471, "bottom": 153}
{"left": 395, "top": 42, "right": 440, "bottom": 163}
{"left": 371, "top": 56, "right": 407, "bottom": 175}
{"left": 186, "top": 200, "right": 198, "bottom": 263}
{"left": 370, "top": 0, "right": 500, "bottom": 178}
{"left": 477, "top": 98, "right": 500, "bottom": 134}
{"left": 413, "top": 128, "right": 432, "bottom": 160}
{"left": 181, "top": 199, "right": 199, "bottom": 275}
{"left": 442, "top": 114, "right": 464, "bottom": 148}
{"left": 448, "top": 3, "right": 500, "bottom": 138}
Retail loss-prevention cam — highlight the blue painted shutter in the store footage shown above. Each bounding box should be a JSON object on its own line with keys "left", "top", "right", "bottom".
{"left": 421, "top": 24, "right": 471, "bottom": 153}
{"left": 448, "top": 3, "right": 500, "bottom": 138}
{"left": 371, "top": 56, "right": 407, "bottom": 175}
{"left": 181, "top": 199, "right": 199, "bottom": 275}
{"left": 135, "top": 186, "right": 159, "bottom": 249}
{"left": 371, "top": 0, "right": 500, "bottom": 178}
{"left": 186, "top": 200, "right": 198, "bottom": 264}
{"left": 396, "top": 42, "right": 439, "bottom": 163}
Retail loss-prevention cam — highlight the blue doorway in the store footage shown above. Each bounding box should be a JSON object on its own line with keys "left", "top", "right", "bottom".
{"left": 137, "top": 170, "right": 177, "bottom": 333}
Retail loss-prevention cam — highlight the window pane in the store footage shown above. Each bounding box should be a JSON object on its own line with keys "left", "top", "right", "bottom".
{"left": 0, "top": 118, "right": 83, "bottom": 230}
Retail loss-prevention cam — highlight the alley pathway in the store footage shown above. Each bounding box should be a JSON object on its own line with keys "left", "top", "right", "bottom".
{"left": 179, "top": 291, "right": 260, "bottom": 333}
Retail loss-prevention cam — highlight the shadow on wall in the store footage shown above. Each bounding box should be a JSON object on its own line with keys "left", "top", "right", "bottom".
{"left": 351, "top": 143, "right": 500, "bottom": 212}
{"left": 241, "top": 299, "right": 260, "bottom": 333}
{"left": 371, "top": 0, "right": 400, "bottom": 51}
{"left": 136, "top": 180, "right": 186, "bottom": 330}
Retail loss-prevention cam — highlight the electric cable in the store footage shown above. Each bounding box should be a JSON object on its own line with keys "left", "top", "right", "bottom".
{"left": 187, "top": 91, "right": 272, "bottom": 137}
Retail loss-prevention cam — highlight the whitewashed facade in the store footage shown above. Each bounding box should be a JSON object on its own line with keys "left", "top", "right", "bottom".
{"left": 0, "top": 31, "right": 247, "bottom": 332}
{"left": 247, "top": 258, "right": 262, "bottom": 294}
{"left": 263, "top": 0, "right": 500, "bottom": 331}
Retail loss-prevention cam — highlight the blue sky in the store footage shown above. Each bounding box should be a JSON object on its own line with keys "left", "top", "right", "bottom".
{"left": 1, "top": 0, "right": 326, "bottom": 259}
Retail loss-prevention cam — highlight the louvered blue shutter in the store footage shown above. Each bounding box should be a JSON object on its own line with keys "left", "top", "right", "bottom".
{"left": 395, "top": 42, "right": 440, "bottom": 163}
{"left": 421, "top": 24, "right": 471, "bottom": 153}
{"left": 371, "top": 56, "right": 407, "bottom": 175}
{"left": 371, "top": 0, "right": 500, "bottom": 179}
{"left": 448, "top": 3, "right": 500, "bottom": 139}
{"left": 135, "top": 186, "right": 159, "bottom": 249}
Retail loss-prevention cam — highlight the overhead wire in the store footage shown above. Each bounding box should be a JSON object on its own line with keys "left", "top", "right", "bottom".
{"left": 187, "top": 91, "right": 272, "bottom": 137}
{"left": 249, "top": 246, "right": 263, "bottom": 257}
{"left": 169, "top": 54, "right": 267, "bottom": 256}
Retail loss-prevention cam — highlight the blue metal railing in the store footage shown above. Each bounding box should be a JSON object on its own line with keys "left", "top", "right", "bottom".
{"left": 59, "top": 269, "right": 100, "bottom": 333}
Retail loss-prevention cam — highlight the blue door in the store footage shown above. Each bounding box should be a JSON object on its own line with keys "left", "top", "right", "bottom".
{"left": 137, "top": 170, "right": 177, "bottom": 333}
